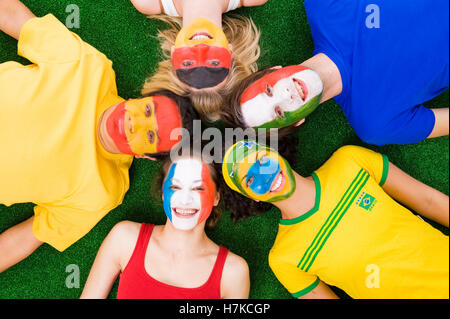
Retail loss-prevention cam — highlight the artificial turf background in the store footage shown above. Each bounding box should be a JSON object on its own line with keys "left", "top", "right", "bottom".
{"left": 0, "top": 0, "right": 448, "bottom": 299}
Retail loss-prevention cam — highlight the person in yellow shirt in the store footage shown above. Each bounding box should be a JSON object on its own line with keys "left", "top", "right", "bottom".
{"left": 222, "top": 141, "right": 449, "bottom": 298}
{"left": 0, "top": 0, "right": 198, "bottom": 273}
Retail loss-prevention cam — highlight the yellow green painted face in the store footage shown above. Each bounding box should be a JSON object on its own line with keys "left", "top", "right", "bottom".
{"left": 222, "top": 141, "right": 296, "bottom": 203}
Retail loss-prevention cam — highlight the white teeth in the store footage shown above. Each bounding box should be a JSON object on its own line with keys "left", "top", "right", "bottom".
{"left": 175, "top": 208, "right": 197, "bottom": 215}
{"left": 192, "top": 35, "right": 210, "bottom": 40}
{"left": 294, "top": 81, "right": 305, "bottom": 99}
{"left": 271, "top": 175, "right": 283, "bottom": 192}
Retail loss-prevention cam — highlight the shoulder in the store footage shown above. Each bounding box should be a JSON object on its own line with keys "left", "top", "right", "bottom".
{"left": 220, "top": 249, "right": 250, "bottom": 298}
{"left": 131, "top": 0, "right": 162, "bottom": 15}
{"left": 223, "top": 250, "right": 249, "bottom": 277}
{"left": 107, "top": 221, "right": 145, "bottom": 269}
{"left": 241, "top": 0, "right": 269, "bottom": 8}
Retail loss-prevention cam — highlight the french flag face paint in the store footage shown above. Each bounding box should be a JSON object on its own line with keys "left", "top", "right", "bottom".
{"left": 240, "top": 65, "right": 323, "bottom": 129}
{"left": 162, "top": 158, "right": 216, "bottom": 230}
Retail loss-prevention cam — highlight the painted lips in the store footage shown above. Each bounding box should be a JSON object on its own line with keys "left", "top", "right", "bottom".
{"left": 293, "top": 78, "right": 308, "bottom": 101}
{"left": 270, "top": 171, "right": 286, "bottom": 193}
{"left": 173, "top": 208, "right": 199, "bottom": 219}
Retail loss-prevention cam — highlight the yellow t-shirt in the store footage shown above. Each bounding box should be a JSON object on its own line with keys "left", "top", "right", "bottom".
{"left": 269, "top": 145, "right": 449, "bottom": 299}
{"left": 0, "top": 15, "right": 133, "bottom": 252}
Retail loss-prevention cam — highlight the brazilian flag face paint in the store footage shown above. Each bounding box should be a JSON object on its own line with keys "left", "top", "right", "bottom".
{"left": 240, "top": 65, "right": 323, "bottom": 129}
{"left": 222, "top": 141, "right": 296, "bottom": 203}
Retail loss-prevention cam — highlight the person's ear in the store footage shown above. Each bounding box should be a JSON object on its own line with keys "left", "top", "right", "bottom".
{"left": 135, "top": 155, "right": 157, "bottom": 161}
{"left": 213, "top": 191, "right": 220, "bottom": 206}
{"left": 294, "top": 118, "right": 306, "bottom": 127}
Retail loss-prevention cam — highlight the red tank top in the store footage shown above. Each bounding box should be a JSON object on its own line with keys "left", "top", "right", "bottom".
{"left": 116, "top": 223, "right": 229, "bottom": 299}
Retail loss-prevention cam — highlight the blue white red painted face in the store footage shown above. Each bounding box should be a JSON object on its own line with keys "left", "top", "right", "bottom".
{"left": 162, "top": 158, "right": 216, "bottom": 230}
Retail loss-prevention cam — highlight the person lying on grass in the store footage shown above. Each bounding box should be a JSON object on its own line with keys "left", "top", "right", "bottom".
{"left": 81, "top": 151, "right": 249, "bottom": 299}
{"left": 222, "top": 140, "right": 449, "bottom": 299}
{"left": 130, "top": 0, "right": 267, "bottom": 121}
{"left": 222, "top": 0, "right": 449, "bottom": 145}
{"left": 0, "top": 0, "right": 198, "bottom": 273}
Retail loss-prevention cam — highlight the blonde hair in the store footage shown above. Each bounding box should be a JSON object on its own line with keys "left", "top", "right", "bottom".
{"left": 142, "top": 14, "right": 261, "bottom": 122}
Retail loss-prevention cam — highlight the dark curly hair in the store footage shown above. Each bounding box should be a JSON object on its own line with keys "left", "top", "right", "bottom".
{"left": 140, "top": 89, "right": 200, "bottom": 161}
{"left": 221, "top": 67, "right": 301, "bottom": 138}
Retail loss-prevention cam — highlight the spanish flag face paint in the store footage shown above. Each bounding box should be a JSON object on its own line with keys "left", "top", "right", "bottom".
{"left": 106, "top": 96, "right": 182, "bottom": 156}
{"left": 222, "top": 141, "right": 296, "bottom": 203}
{"left": 162, "top": 158, "right": 216, "bottom": 231}
{"left": 240, "top": 65, "right": 323, "bottom": 129}
{"left": 172, "top": 18, "right": 232, "bottom": 89}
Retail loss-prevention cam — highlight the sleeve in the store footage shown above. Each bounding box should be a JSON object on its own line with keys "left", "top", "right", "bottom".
{"left": 333, "top": 145, "right": 389, "bottom": 186}
{"left": 32, "top": 204, "right": 113, "bottom": 252}
{"left": 17, "top": 14, "right": 84, "bottom": 64}
{"left": 268, "top": 252, "right": 320, "bottom": 298}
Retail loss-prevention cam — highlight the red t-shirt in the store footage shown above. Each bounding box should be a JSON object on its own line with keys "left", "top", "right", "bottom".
{"left": 117, "top": 223, "right": 229, "bottom": 299}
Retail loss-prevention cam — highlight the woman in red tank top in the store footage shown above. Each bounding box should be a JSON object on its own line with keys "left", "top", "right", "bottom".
{"left": 80, "top": 153, "right": 250, "bottom": 299}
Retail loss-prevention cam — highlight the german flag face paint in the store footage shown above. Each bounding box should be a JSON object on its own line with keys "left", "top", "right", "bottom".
{"left": 106, "top": 96, "right": 182, "bottom": 156}
{"left": 163, "top": 158, "right": 216, "bottom": 230}
{"left": 172, "top": 18, "right": 232, "bottom": 89}
{"left": 222, "top": 140, "right": 296, "bottom": 203}
{"left": 240, "top": 65, "right": 323, "bottom": 129}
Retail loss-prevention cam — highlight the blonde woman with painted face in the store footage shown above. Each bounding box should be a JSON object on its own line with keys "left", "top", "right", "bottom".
{"left": 130, "top": 0, "right": 267, "bottom": 121}
{"left": 81, "top": 153, "right": 250, "bottom": 299}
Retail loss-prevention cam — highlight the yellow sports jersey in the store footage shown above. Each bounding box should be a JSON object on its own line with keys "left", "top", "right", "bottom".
{"left": 269, "top": 146, "right": 449, "bottom": 299}
{"left": 0, "top": 15, "right": 133, "bottom": 251}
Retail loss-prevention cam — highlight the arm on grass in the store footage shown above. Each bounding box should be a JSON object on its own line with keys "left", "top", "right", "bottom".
{"left": 80, "top": 221, "right": 140, "bottom": 299}
{"left": 382, "top": 162, "right": 449, "bottom": 227}
{"left": 0, "top": 216, "right": 43, "bottom": 273}
{"left": 130, "top": 0, "right": 162, "bottom": 15}
{"left": 428, "top": 108, "right": 449, "bottom": 139}
{"left": 298, "top": 280, "right": 339, "bottom": 299}
{"left": 221, "top": 252, "right": 250, "bottom": 298}
{"left": 0, "top": 0, "right": 35, "bottom": 40}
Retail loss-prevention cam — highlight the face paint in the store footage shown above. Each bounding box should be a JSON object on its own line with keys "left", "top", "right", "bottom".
{"left": 106, "top": 96, "right": 182, "bottom": 156}
{"left": 222, "top": 140, "right": 296, "bottom": 203}
{"left": 172, "top": 17, "right": 232, "bottom": 89}
{"left": 240, "top": 65, "right": 323, "bottom": 129}
{"left": 163, "top": 158, "right": 216, "bottom": 230}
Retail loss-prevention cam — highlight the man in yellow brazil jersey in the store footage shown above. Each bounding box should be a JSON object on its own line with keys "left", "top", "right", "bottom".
{"left": 222, "top": 141, "right": 449, "bottom": 298}
{"left": 0, "top": 0, "right": 198, "bottom": 272}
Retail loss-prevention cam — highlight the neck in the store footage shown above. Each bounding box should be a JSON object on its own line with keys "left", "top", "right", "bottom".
{"left": 181, "top": 0, "right": 223, "bottom": 27}
{"left": 159, "top": 220, "right": 209, "bottom": 253}
{"left": 300, "top": 53, "right": 343, "bottom": 103}
{"left": 272, "top": 171, "right": 317, "bottom": 221}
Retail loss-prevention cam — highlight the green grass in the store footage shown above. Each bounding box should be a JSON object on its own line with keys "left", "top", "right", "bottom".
{"left": 0, "top": 0, "right": 448, "bottom": 299}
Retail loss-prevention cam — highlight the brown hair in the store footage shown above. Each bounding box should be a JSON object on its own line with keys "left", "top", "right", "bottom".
{"left": 142, "top": 14, "right": 261, "bottom": 122}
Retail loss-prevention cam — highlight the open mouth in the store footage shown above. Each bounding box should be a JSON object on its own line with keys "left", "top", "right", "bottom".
{"left": 270, "top": 171, "right": 286, "bottom": 193}
{"left": 173, "top": 208, "right": 199, "bottom": 219}
{"left": 293, "top": 78, "right": 308, "bottom": 101}
{"left": 189, "top": 32, "right": 213, "bottom": 41}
